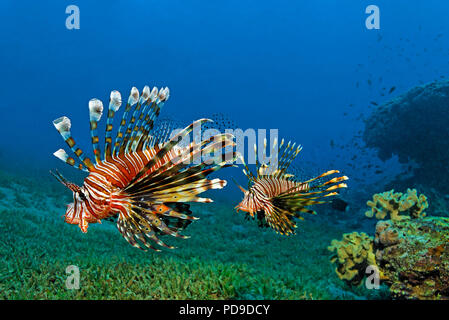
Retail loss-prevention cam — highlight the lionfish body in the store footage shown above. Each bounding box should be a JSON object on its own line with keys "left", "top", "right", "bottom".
{"left": 235, "top": 139, "right": 348, "bottom": 235}
{"left": 52, "top": 86, "right": 235, "bottom": 251}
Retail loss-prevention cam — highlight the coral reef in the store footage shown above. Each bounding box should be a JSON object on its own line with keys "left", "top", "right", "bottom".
{"left": 363, "top": 80, "right": 449, "bottom": 193}
{"left": 374, "top": 217, "right": 449, "bottom": 300}
{"left": 330, "top": 189, "right": 449, "bottom": 300}
{"left": 327, "top": 232, "right": 378, "bottom": 286}
{"left": 365, "top": 189, "right": 428, "bottom": 221}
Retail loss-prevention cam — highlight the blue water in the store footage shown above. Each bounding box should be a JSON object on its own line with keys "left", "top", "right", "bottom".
{"left": 1, "top": 1, "right": 447, "bottom": 163}
{"left": 1, "top": 1, "right": 448, "bottom": 300}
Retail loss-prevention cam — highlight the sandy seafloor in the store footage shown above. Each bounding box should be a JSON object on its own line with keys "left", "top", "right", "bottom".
{"left": 0, "top": 168, "right": 391, "bottom": 300}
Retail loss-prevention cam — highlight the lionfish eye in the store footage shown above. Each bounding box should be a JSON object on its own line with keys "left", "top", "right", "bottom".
{"left": 77, "top": 191, "right": 87, "bottom": 201}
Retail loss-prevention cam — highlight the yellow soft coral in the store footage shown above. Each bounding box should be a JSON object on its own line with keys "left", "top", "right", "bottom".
{"left": 328, "top": 232, "right": 378, "bottom": 285}
{"left": 365, "top": 188, "right": 428, "bottom": 221}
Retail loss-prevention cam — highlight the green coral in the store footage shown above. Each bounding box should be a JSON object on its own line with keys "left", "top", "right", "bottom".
{"left": 330, "top": 188, "right": 449, "bottom": 300}
{"left": 365, "top": 188, "right": 428, "bottom": 221}
{"left": 328, "top": 232, "right": 378, "bottom": 286}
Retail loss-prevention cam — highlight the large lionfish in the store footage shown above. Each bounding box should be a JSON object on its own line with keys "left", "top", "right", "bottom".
{"left": 52, "top": 85, "right": 235, "bottom": 251}
{"left": 235, "top": 138, "right": 348, "bottom": 235}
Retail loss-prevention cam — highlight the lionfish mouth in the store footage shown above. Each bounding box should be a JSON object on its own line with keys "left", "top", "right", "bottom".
{"left": 235, "top": 204, "right": 251, "bottom": 214}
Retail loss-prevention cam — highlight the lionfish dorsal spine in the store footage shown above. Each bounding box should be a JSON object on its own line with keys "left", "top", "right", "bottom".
{"left": 104, "top": 90, "right": 122, "bottom": 161}
{"left": 53, "top": 116, "right": 94, "bottom": 171}
{"left": 124, "top": 87, "right": 152, "bottom": 153}
{"left": 126, "top": 85, "right": 151, "bottom": 153}
{"left": 126, "top": 118, "right": 212, "bottom": 187}
{"left": 139, "top": 87, "right": 170, "bottom": 151}
{"left": 279, "top": 144, "right": 302, "bottom": 177}
{"left": 119, "top": 87, "right": 142, "bottom": 155}
{"left": 113, "top": 86, "right": 139, "bottom": 157}
{"left": 88, "top": 98, "right": 104, "bottom": 164}
{"left": 53, "top": 148, "right": 89, "bottom": 172}
{"left": 127, "top": 86, "right": 160, "bottom": 153}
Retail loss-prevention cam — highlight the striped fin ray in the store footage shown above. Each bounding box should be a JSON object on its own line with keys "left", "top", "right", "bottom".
{"left": 148, "top": 203, "right": 198, "bottom": 222}
{"left": 238, "top": 152, "right": 257, "bottom": 185}
{"left": 269, "top": 207, "right": 298, "bottom": 235}
{"left": 53, "top": 149, "right": 89, "bottom": 172}
{"left": 144, "top": 116, "right": 173, "bottom": 150}
{"left": 255, "top": 137, "right": 278, "bottom": 177}
{"left": 52, "top": 116, "right": 95, "bottom": 171}
{"left": 130, "top": 158, "right": 234, "bottom": 203}
{"left": 125, "top": 86, "right": 152, "bottom": 153}
{"left": 119, "top": 88, "right": 146, "bottom": 155}
{"left": 277, "top": 143, "right": 302, "bottom": 176}
{"left": 113, "top": 87, "right": 139, "bottom": 157}
{"left": 126, "top": 139, "right": 236, "bottom": 203}
{"left": 126, "top": 118, "right": 213, "bottom": 187}
{"left": 271, "top": 140, "right": 302, "bottom": 178}
{"left": 130, "top": 133, "right": 235, "bottom": 192}
{"left": 88, "top": 99, "right": 104, "bottom": 163}
{"left": 134, "top": 204, "right": 193, "bottom": 239}
{"left": 131, "top": 87, "right": 170, "bottom": 152}
{"left": 252, "top": 137, "right": 301, "bottom": 179}
{"left": 116, "top": 213, "right": 161, "bottom": 251}
{"left": 270, "top": 172, "right": 349, "bottom": 230}
{"left": 104, "top": 90, "right": 122, "bottom": 161}
{"left": 117, "top": 201, "right": 196, "bottom": 251}
{"left": 280, "top": 172, "right": 349, "bottom": 200}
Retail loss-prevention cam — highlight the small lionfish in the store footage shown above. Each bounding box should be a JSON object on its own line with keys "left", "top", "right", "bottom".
{"left": 235, "top": 139, "right": 348, "bottom": 235}
{"left": 52, "top": 86, "right": 235, "bottom": 251}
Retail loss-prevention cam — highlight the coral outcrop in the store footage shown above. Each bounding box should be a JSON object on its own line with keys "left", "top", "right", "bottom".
{"left": 374, "top": 217, "right": 449, "bottom": 300}
{"left": 363, "top": 80, "right": 449, "bottom": 193}
{"left": 365, "top": 189, "right": 428, "bottom": 221}
{"left": 328, "top": 232, "right": 378, "bottom": 286}
{"left": 330, "top": 189, "right": 449, "bottom": 299}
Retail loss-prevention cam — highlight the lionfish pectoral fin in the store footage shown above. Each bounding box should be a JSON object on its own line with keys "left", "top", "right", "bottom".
{"left": 263, "top": 202, "right": 297, "bottom": 235}
{"left": 126, "top": 118, "right": 212, "bottom": 187}
{"left": 116, "top": 200, "right": 199, "bottom": 250}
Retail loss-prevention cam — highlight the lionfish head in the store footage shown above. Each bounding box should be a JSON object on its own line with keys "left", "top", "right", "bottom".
{"left": 234, "top": 183, "right": 257, "bottom": 216}
{"left": 50, "top": 169, "right": 92, "bottom": 232}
